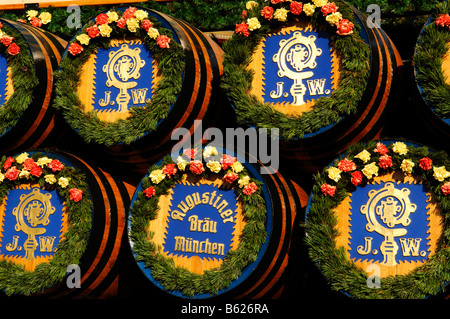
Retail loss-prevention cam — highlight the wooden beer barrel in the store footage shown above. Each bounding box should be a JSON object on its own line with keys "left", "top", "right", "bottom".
{"left": 222, "top": 1, "right": 402, "bottom": 173}
{"left": 0, "top": 19, "right": 67, "bottom": 154}
{"left": 54, "top": 6, "right": 226, "bottom": 175}
{"left": 0, "top": 149, "right": 132, "bottom": 298}
{"left": 126, "top": 145, "right": 307, "bottom": 298}
{"left": 305, "top": 140, "right": 450, "bottom": 299}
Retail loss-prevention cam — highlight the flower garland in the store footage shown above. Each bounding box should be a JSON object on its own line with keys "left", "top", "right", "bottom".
{"left": 53, "top": 6, "right": 185, "bottom": 146}
{"left": 0, "top": 22, "right": 21, "bottom": 56}
{"left": 221, "top": 0, "right": 370, "bottom": 140}
{"left": 14, "top": 10, "right": 53, "bottom": 28}
{"left": 414, "top": 2, "right": 450, "bottom": 119}
{"left": 128, "top": 146, "right": 268, "bottom": 297}
{"left": 0, "top": 151, "right": 92, "bottom": 296}
{"left": 305, "top": 140, "right": 450, "bottom": 298}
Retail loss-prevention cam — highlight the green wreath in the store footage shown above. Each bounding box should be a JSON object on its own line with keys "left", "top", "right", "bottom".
{"left": 0, "top": 22, "right": 39, "bottom": 137}
{"left": 221, "top": 0, "right": 370, "bottom": 140}
{"left": 128, "top": 146, "right": 267, "bottom": 297}
{"left": 304, "top": 140, "right": 450, "bottom": 299}
{"left": 414, "top": 2, "right": 450, "bottom": 120}
{"left": 0, "top": 151, "right": 92, "bottom": 296}
{"left": 53, "top": 6, "right": 185, "bottom": 146}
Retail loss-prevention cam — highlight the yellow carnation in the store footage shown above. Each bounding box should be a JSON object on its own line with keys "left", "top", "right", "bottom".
{"left": 0, "top": 173, "right": 4, "bottom": 183}
{"left": 44, "top": 174, "right": 57, "bottom": 184}
{"left": 247, "top": 17, "right": 261, "bottom": 31}
{"left": 238, "top": 176, "right": 250, "bottom": 188}
{"left": 362, "top": 162, "right": 379, "bottom": 179}
{"left": 176, "top": 156, "right": 188, "bottom": 171}
{"left": 231, "top": 161, "right": 244, "bottom": 173}
{"left": 203, "top": 146, "right": 218, "bottom": 158}
{"left": 400, "top": 159, "right": 415, "bottom": 174}
{"left": 303, "top": 3, "right": 316, "bottom": 16}
{"left": 19, "top": 170, "right": 31, "bottom": 179}
{"left": 150, "top": 169, "right": 166, "bottom": 184}
{"left": 126, "top": 18, "right": 140, "bottom": 32}
{"left": 37, "top": 157, "right": 52, "bottom": 167}
{"left": 107, "top": 11, "right": 119, "bottom": 23}
{"left": 58, "top": 177, "right": 71, "bottom": 188}
{"left": 16, "top": 152, "right": 29, "bottom": 164}
{"left": 392, "top": 142, "right": 408, "bottom": 155}
{"left": 273, "top": 8, "right": 289, "bottom": 21}
{"left": 325, "top": 12, "right": 342, "bottom": 26}
{"left": 135, "top": 9, "right": 149, "bottom": 21}
{"left": 39, "top": 12, "right": 52, "bottom": 24}
{"left": 26, "top": 10, "right": 39, "bottom": 19}
{"left": 327, "top": 167, "right": 342, "bottom": 182}
{"left": 433, "top": 166, "right": 450, "bottom": 182}
{"left": 76, "top": 34, "right": 90, "bottom": 45}
{"left": 246, "top": 1, "right": 259, "bottom": 10}
{"left": 355, "top": 150, "right": 371, "bottom": 163}
{"left": 312, "top": 0, "right": 328, "bottom": 7}
{"left": 147, "top": 27, "right": 160, "bottom": 39}
{"left": 99, "top": 23, "right": 113, "bottom": 37}
{"left": 206, "top": 161, "right": 221, "bottom": 173}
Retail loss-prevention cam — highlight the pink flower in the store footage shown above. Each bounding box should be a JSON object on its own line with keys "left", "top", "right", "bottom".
{"left": 374, "top": 142, "right": 389, "bottom": 155}
{"left": 436, "top": 14, "right": 450, "bottom": 28}
{"left": 419, "top": 157, "right": 433, "bottom": 171}
{"left": 144, "top": 186, "right": 156, "bottom": 198}
{"left": 162, "top": 163, "right": 177, "bottom": 178}
{"left": 261, "top": 6, "right": 274, "bottom": 20}
{"left": 321, "top": 183, "right": 336, "bottom": 197}
{"left": 3, "top": 157, "right": 14, "bottom": 170}
{"left": 336, "top": 19, "right": 354, "bottom": 36}
{"left": 183, "top": 148, "right": 198, "bottom": 159}
{"left": 141, "top": 19, "right": 152, "bottom": 31}
{"left": 235, "top": 22, "right": 250, "bottom": 37}
{"left": 69, "top": 188, "right": 84, "bottom": 202}
{"left": 68, "top": 42, "right": 83, "bottom": 56}
{"left": 243, "top": 182, "right": 258, "bottom": 195}
{"left": 223, "top": 172, "right": 239, "bottom": 184}
{"left": 321, "top": 2, "right": 339, "bottom": 16}
{"left": 7, "top": 43, "right": 20, "bottom": 56}
{"left": 156, "top": 35, "right": 170, "bottom": 49}
{"left": 290, "top": 1, "right": 303, "bottom": 15}
{"left": 220, "top": 154, "right": 236, "bottom": 170}
{"left": 95, "top": 13, "right": 109, "bottom": 25}
{"left": 189, "top": 161, "right": 205, "bottom": 175}
{"left": 351, "top": 171, "right": 363, "bottom": 186}
{"left": 5, "top": 166, "right": 19, "bottom": 180}
{"left": 338, "top": 158, "right": 356, "bottom": 172}
{"left": 378, "top": 155, "right": 392, "bottom": 169}
{"left": 48, "top": 159, "right": 65, "bottom": 172}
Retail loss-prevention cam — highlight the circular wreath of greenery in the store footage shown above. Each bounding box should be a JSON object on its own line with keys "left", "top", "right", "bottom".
{"left": 0, "top": 23, "right": 39, "bottom": 137}
{"left": 128, "top": 146, "right": 267, "bottom": 297}
{"left": 53, "top": 7, "right": 185, "bottom": 146}
{"left": 0, "top": 151, "right": 92, "bottom": 296}
{"left": 221, "top": 0, "right": 370, "bottom": 140}
{"left": 414, "top": 2, "right": 450, "bottom": 120}
{"left": 304, "top": 140, "right": 450, "bottom": 299}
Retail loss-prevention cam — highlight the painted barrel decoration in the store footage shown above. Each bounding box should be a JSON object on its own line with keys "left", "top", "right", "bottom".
{"left": 126, "top": 145, "right": 307, "bottom": 298}
{"left": 222, "top": 1, "right": 402, "bottom": 173}
{"left": 305, "top": 140, "right": 450, "bottom": 299}
{"left": 0, "top": 149, "right": 132, "bottom": 298}
{"left": 0, "top": 19, "right": 67, "bottom": 154}
{"left": 413, "top": 4, "right": 450, "bottom": 152}
{"left": 54, "top": 6, "right": 226, "bottom": 174}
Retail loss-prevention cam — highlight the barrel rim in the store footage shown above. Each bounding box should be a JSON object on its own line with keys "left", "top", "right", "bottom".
{"left": 304, "top": 139, "right": 450, "bottom": 299}
{"left": 53, "top": 6, "right": 185, "bottom": 147}
{"left": 127, "top": 145, "right": 273, "bottom": 298}
{"left": 221, "top": 0, "right": 371, "bottom": 141}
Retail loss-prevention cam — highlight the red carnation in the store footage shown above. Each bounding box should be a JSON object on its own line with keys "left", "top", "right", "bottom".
{"left": 5, "top": 166, "right": 19, "bottom": 181}
{"left": 374, "top": 142, "right": 389, "bottom": 155}
{"left": 379, "top": 155, "right": 393, "bottom": 169}
{"left": 183, "top": 148, "right": 198, "bottom": 159}
{"left": 235, "top": 22, "right": 250, "bottom": 37}
{"left": 321, "top": 2, "right": 339, "bottom": 16}
{"left": 162, "top": 163, "right": 177, "bottom": 178}
{"left": 0, "top": 36, "right": 13, "bottom": 47}
{"left": 223, "top": 172, "right": 239, "bottom": 184}
{"left": 30, "top": 17, "right": 43, "bottom": 27}
{"left": 144, "top": 186, "right": 156, "bottom": 198}
{"left": 30, "top": 165, "right": 43, "bottom": 177}
{"left": 242, "top": 10, "right": 248, "bottom": 19}
{"left": 338, "top": 158, "right": 356, "bottom": 172}
{"left": 117, "top": 18, "right": 126, "bottom": 29}
{"left": 48, "top": 159, "right": 65, "bottom": 172}
{"left": 220, "top": 154, "right": 236, "bottom": 170}
{"left": 189, "top": 161, "right": 205, "bottom": 175}
{"left": 261, "top": 6, "right": 274, "bottom": 20}
{"left": 3, "top": 157, "right": 14, "bottom": 171}
{"left": 23, "top": 158, "right": 41, "bottom": 177}
{"left": 123, "top": 7, "right": 137, "bottom": 20}
{"left": 336, "top": 19, "right": 354, "bottom": 36}
{"left": 86, "top": 25, "right": 100, "bottom": 38}
{"left": 419, "top": 157, "right": 433, "bottom": 171}
{"left": 290, "top": 1, "right": 303, "bottom": 15}
{"left": 436, "top": 14, "right": 450, "bottom": 28}
{"left": 69, "top": 188, "right": 84, "bottom": 202}
{"left": 156, "top": 35, "right": 170, "bottom": 49}
{"left": 7, "top": 43, "right": 20, "bottom": 56}
{"left": 243, "top": 182, "right": 258, "bottom": 196}
{"left": 141, "top": 19, "right": 152, "bottom": 31}
{"left": 95, "top": 13, "right": 109, "bottom": 25}
{"left": 68, "top": 42, "right": 83, "bottom": 56}
{"left": 351, "top": 171, "right": 363, "bottom": 186}
{"left": 321, "top": 183, "right": 336, "bottom": 197}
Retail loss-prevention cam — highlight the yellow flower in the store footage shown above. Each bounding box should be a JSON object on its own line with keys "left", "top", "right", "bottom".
{"left": 126, "top": 18, "right": 140, "bottom": 32}
{"left": 135, "top": 9, "right": 149, "bottom": 21}
{"left": 207, "top": 161, "right": 221, "bottom": 173}
{"left": 19, "top": 170, "right": 31, "bottom": 179}
{"left": 16, "top": 152, "right": 29, "bottom": 164}
{"left": 400, "top": 159, "right": 415, "bottom": 174}
{"left": 147, "top": 27, "right": 160, "bottom": 39}
{"left": 238, "top": 176, "right": 250, "bottom": 188}
{"left": 362, "top": 162, "right": 379, "bottom": 179}
{"left": 99, "top": 23, "right": 113, "bottom": 37}
{"left": 312, "top": 0, "right": 328, "bottom": 7}
{"left": 392, "top": 142, "right": 408, "bottom": 155}
{"left": 433, "top": 166, "right": 450, "bottom": 182}
{"left": 273, "top": 8, "right": 289, "bottom": 21}
{"left": 76, "top": 34, "right": 90, "bottom": 45}
{"left": 203, "top": 146, "right": 218, "bottom": 158}
{"left": 327, "top": 167, "right": 342, "bottom": 182}
{"left": 37, "top": 157, "right": 52, "bottom": 167}
{"left": 325, "top": 12, "right": 342, "bottom": 26}
{"left": 150, "top": 169, "right": 166, "bottom": 184}
{"left": 39, "top": 12, "right": 52, "bottom": 25}
{"left": 44, "top": 174, "right": 57, "bottom": 184}
{"left": 303, "top": 3, "right": 316, "bottom": 16}
{"left": 58, "top": 177, "right": 71, "bottom": 188}
{"left": 107, "top": 11, "right": 119, "bottom": 23}
{"left": 177, "top": 156, "right": 188, "bottom": 171}
{"left": 0, "top": 173, "right": 4, "bottom": 183}
{"left": 246, "top": 1, "right": 259, "bottom": 10}
{"left": 355, "top": 149, "right": 371, "bottom": 163}
{"left": 247, "top": 17, "right": 261, "bottom": 31}
{"left": 231, "top": 161, "right": 244, "bottom": 173}
{"left": 26, "top": 10, "right": 39, "bottom": 19}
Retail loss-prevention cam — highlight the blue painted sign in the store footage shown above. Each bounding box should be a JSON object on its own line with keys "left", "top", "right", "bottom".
{"left": 0, "top": 53, "right": 9, "bottom": 107}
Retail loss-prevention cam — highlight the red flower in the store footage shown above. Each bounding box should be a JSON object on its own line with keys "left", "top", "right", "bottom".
{"left": 189, "top": 161, "right": 205, "bottom": 175}
{"left": 30, "top": 17, "right": 43, "bottom": 27}
{"left": 336, "top": 19, "right": 354, "bottom": 36}
{"left": 183, "top": 148, "right": 198, "bottom": 159}
{"left": 243, "top": 182, "right": 258, "bottom": 196}
{"left": 48, "top": 159, "right": 65, "bottom": 172}
{"left": 68, "top": 42, "right": 83, "bottom": 56}
{"left": 321, "top": 183, "right": 336, "bottom": 197}
{"left": 156, "top": 35, "right": 171, "bottom": 49}
{"left": 378, "top": 155, "right": 392, "bottom": 169}
{"left": 162, "top": 163, "right": 177, "bottom": 178}
{"left": 321, "top": 2, "right": 339, "bottom": 16}
{"left": 223, "top": 172, "right": 239, "bottom": 184}
{"left": 338, "top": 158, "right": 356, "bottom": 172}
{"left": 117, "top": 18, "right": 126, "bottom": 29}
{"left": 123, "top": 7, "right": 137, "bottom": 20}
{"left": 242, "top": 10, "right": 248, "bottom": 19}
{"left": 419, "top": 157, "right": 433, "bottom": 171}
{"left": 7, "top": 43, "right": 20, "bottom": 56}
{"left": 144, "top": 186, "right": 156, "bottom": 198}
{"left": 0, "top": 36, "right": 13, "bottom": 47}
{"left": 3, "top": 157, "right": 14, "bottom": 170}
{"left": 141, "top": 19, "right": 152, "bottom": 31}
{"left": 220, "top": 154, "right": 236, "bottom": 170}
{"left": 23, "top": 158, "right": 43, "bottom": 176}
{"left": 69, "top": 188, "right": 84, "bottom": 202}
{"left": 95, "top": 13, "right": 109, "bottom": 25}
{"left": 436, "top": 14, "right": 450, "bottom": 28}
{"left": 261, "top": 6, "right": 274, "bottom": 20}
{"left": 0, "top": 22, "right": 3, "bottom": 28}
{"left": 5, "top": 166, "right": 19, "bottom": 181}
{"left": 86, "top": 25, "right": 100, "bottom": 38}
{"left": 235, "top": 22, "right": 250, "bottom": 37}
{"left": 351, "top": 171, "right": 363, "bottom": 186}
{"left": 374, "top": 142, "right": 389, "bottom": 155}
{"left": 290, "top": 1, "right": 303, "bottom": 15}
